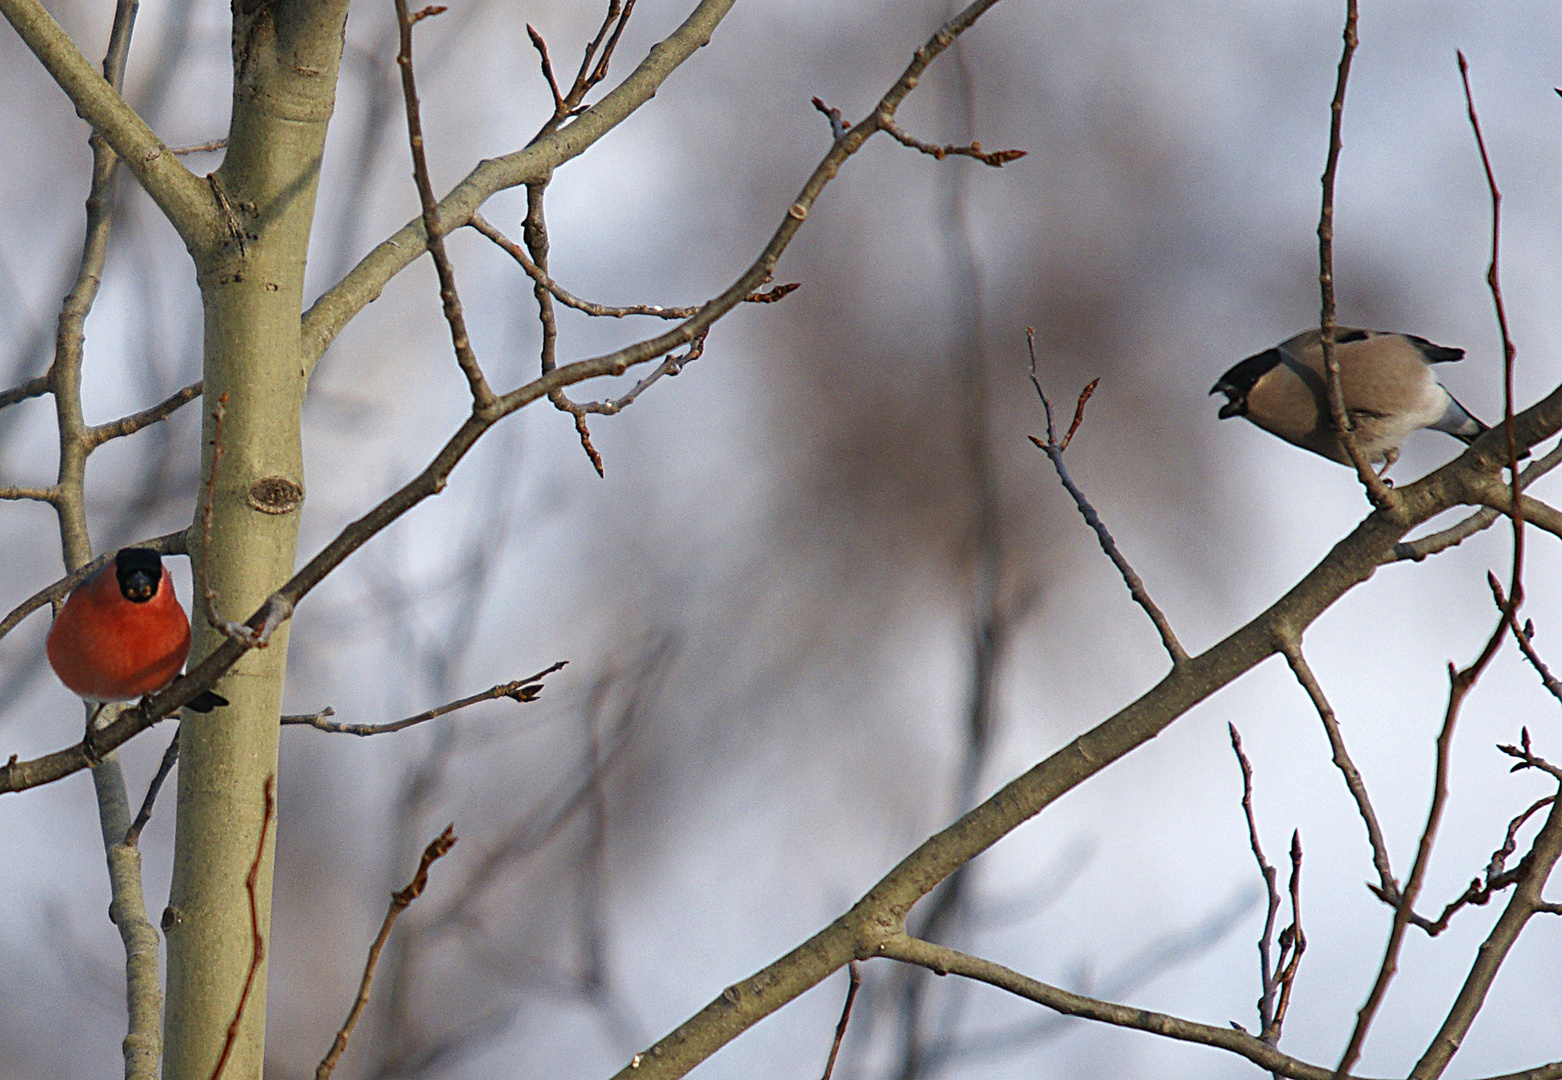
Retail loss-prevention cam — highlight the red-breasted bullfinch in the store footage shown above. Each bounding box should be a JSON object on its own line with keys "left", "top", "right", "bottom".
{"left": 46, "top": 548, "right": 228, "bottom": 712}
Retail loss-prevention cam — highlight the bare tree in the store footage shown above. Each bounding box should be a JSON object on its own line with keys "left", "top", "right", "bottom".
{"left": 2, "top": 1, "right": 1562, "bottom": 1080}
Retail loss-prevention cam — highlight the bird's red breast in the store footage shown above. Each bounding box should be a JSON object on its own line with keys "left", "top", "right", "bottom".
{"left": 46, "top": 554, "right": 192, "bottom": 702}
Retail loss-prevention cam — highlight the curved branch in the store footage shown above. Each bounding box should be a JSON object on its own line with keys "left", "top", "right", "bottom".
{"left": 0, "top": 0, "right": 215, "bottom": 246}
{"left": 299, "top": 0, "right": 740, "bottom": 371}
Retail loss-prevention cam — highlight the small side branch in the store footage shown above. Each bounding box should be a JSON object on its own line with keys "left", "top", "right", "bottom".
{"left": 0, "top": 374, "right": 50, "bottom": 410}
{"left": 394, "top": 0, "right": 496, "bottom": 411}
{"left": 0, "top": 484, "right": 61, "bottom": 503}
{"left": 315, "top": 824, "right": 458, "bottom": 1080}
{"left": 1027, "top": 331, "right": 1186, "bottom": 667}
{"left": 123, "top": 728, "right": 180, "bottom": 848}
{"left": 282, "top": 662, "right": 567, "bottom": 736}
{"left": 469, "top": 213, "right": 799, "bottom": 320}
{"left": 209, "top": 774, "right": 275, "bottom": 1080}
{"left": 880, "top": 116, "right": 1025, "bottom": 167}
{"left": 818, "top": 962, "right": 861, "bottom": 1080}
{"left": 1277, "top": 640, "right": 1396, "bottom": 900}
{"left": 1391, "top": 441, "right": 1562, "bottom": 562}
{"left": 87, "top": 379, "right": 202, "bottom": 447}
{"left": 1489, "top": 576, "right": 1562, "bottom": 705}
{"left": 877, "top": 935, "right": 1349, "bottom": 1080}
{"left": 1315, "top": 0, "right": 1395, "bottom": 509}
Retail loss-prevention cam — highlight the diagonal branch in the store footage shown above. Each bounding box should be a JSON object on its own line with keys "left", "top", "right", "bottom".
{"left": 1315, "top": 0, "right": 1394, "bottom": 509}
{"left": 315, "top": 824, "right": 458, "bottom": 1080}
{"left": 1028, "top": 333, "right": 1187, "bottom": 667}
{"left": 282, "top": 662, "right": 567, "bottom": 736}
{"left": 0, "top": 0, "right": 215, "bottom": 246}
{"left": 300, "top": 0, "right": 739, "bottom": 372}
{"left": 393, "top": 1, "right": 496, "bottom": 411}
{"left": 87, "top": 380, "right": 203, "bottom": 447}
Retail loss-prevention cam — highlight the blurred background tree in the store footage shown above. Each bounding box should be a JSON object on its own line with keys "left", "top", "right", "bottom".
{"left": 1, "top": 1, "right": 1561, "bottom": 1079}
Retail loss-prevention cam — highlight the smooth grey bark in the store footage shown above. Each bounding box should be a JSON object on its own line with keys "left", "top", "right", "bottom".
{"left": 160, "top": 2, "right": 350, "bottom": 1077}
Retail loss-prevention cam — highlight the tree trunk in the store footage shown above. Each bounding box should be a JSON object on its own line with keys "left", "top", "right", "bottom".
{"left": 161, "top": 2, "right": 349, "bottom": 1076}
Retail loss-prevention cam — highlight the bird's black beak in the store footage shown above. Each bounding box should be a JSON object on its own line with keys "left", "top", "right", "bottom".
{"left": 122, "top": 569, "right": 158, "bottom": 603}
{"left": 1217, "top": 399, "right": 1245, "bottom": 420}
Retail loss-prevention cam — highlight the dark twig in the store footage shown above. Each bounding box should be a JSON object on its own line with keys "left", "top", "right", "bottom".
{"left": 283, "top": 662, "right": 567, "bottom": 736}
{"left": 1410, "top": 791, "right": 1554, "bottom": 938}
{"left": 0, "top": 527, "right": 187, "bottom": 645}
{"left": 577, "top": 336, "right": 706, "bottom": 416}
{"left": 469, "top": 213, "right": 800, "bottom": 320}
{"left": 1459, "top": 51, "right": 1524, "bottom": 547}
{"left": 87, "top": 379, "right": 202, "bottom": 446}
{"left": 1278, "top": 642, "right": 1396, "bottom": 901}
{"left": 820, "top": 962, "right": 862, "bottom": 1080}
{"left": 1027, "top": 330, "right": 1187, "bottom": 667}
{"left": 394, "top": 0, "right": 496, "bottom": 411}
{"left": 1337, "top": 631, "right": 1506, "bottom": 1077}
{"left": 1266, "top": 832, "right": 1305, "bottom": 1044}
{"left": 1410, "top": 748, "right": 1562, "bottom": 1079}
{"left": 880, "top": 117, "right": 1025, "bottom": 167}
{"left": 316, "top": 824, "right": 459, "bottom": 1080}
{"left": 526, "top": 24, "right": 565, "bottom": 112}
{"left": 1489, "top": 576, "right": 1562, "bottom": 704}
{"left": 210, "top": 775, "right": 275, "bottom": 1080}
{"left": 1229, "top": 725, "right": 1282, "bottom": 1041}
{"left": 1315, "top": 0, "right": 1394, "bottom": 508}
{"left": 122, "top": 728, "right": 179, "bottom": 848}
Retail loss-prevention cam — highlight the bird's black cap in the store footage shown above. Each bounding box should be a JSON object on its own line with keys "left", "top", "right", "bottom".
{"left": 1210, "top": 348, "right": 1282, "bottom": 418}
{"left": 114, "top": 548, "right": 163, "bottom": 603}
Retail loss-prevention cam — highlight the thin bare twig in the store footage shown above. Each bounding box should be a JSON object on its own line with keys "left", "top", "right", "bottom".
{"left": 209, "top": 774, "right": 275, "bottom": 1080}
{"left": 525, "top": 24, "right": 565, "bottom": 112}
{"left": 394, "top": 0, "right": 496, "bottom": 411}
{"left": 1027, "top": 330, "right": 1187, "bottom": 666}
{"left": 1230, "top": 725, "right": 1282, "bottom": 1040}
{"left": 87, "top": 379, "right": 202, "bottom": 447}
{"left": 1489, "top": 576, "right": 1562, "bottom": 704}
{"left": 820, "top": 962, "right": 862, "bottom": 1080}
{"left": 316, "top": 824, "right": 459, "bottom": 1080}
{"left": 283, "top": 662, "right": 567, "bottom": 736}
{"left": 469, "top": 213, "right": 800, "bottom": 320}
{"left": 1266, "top": 832, "right": 1305, "bottom": 1043}
{"left": 1337, "top": 633, "right": 1506, "bottom": 1077}
{"left": 1316, "top": 0, "right": 1394, "bottom": 508}
{"left": 1411, "top": 753, "right": 1562, "bottom": 1079}
{"left": 122, "top": 728, "right": 179, "bottom": 848}
{"left": 1411, "top": 790, "right": 1555, "bottom": 937}
{"left": 880, "top": 117, "right": 1026, "bottom": 167}
{"left": 577, "top": 336, "right": 707, "bottom": 416}
{"left": 1278, "top": 641, "right": 1395, "bottom": 900}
